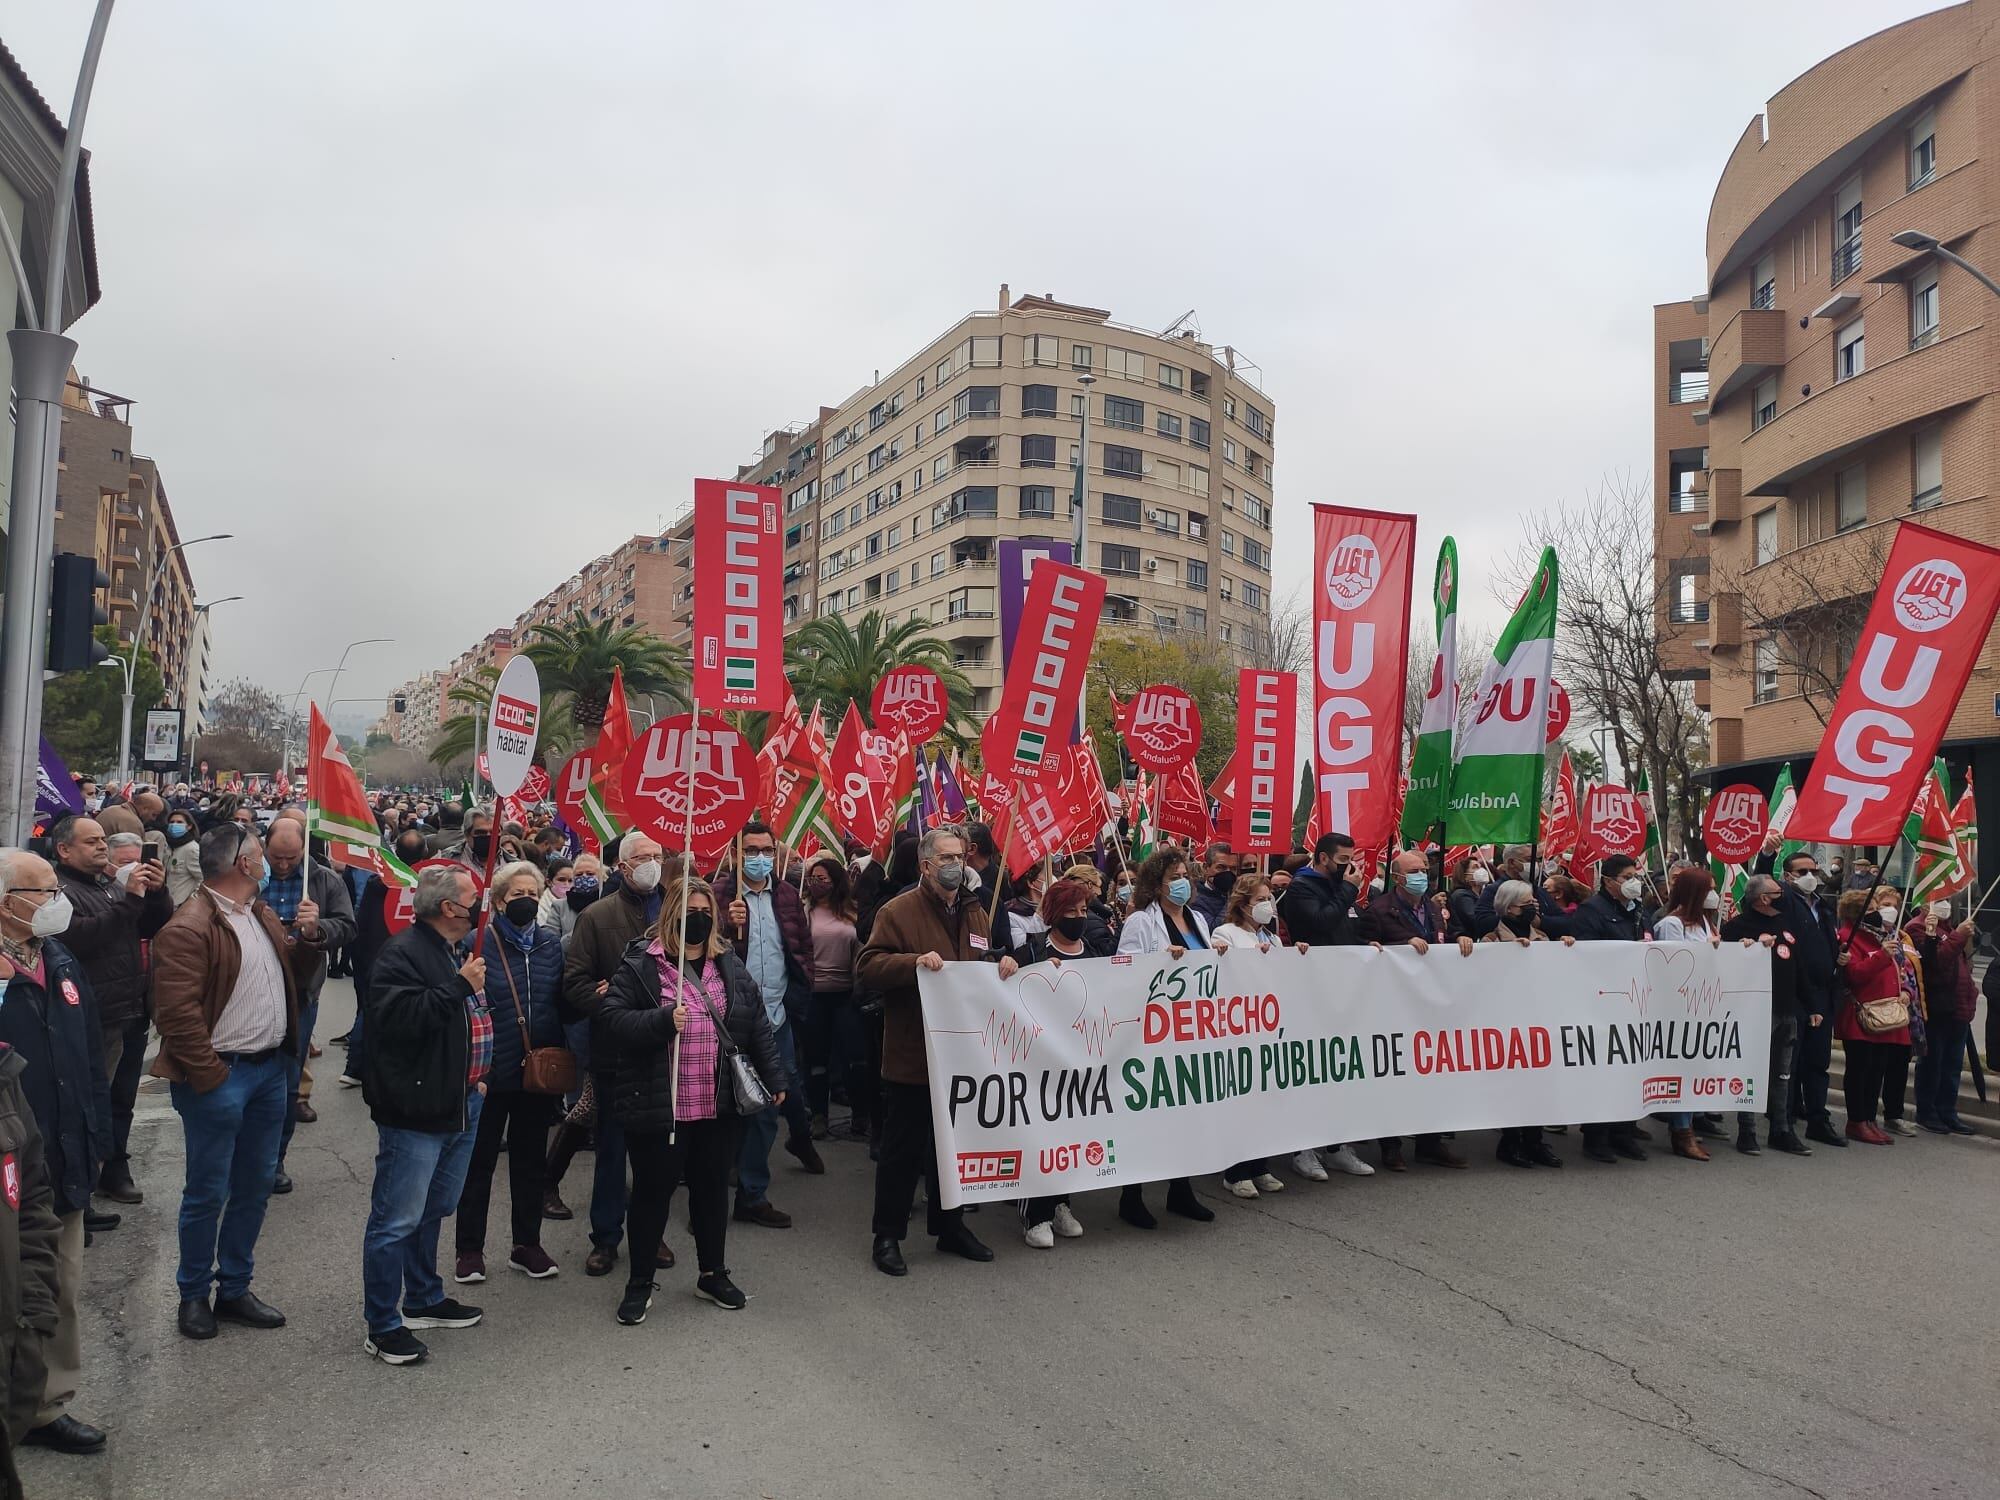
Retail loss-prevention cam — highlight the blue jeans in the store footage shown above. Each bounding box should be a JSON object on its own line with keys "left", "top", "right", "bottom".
{"left": 278, "top": 995, "right": 319, "bottom": 1164}
{"left": 347, "top": 1002, "right": 368, "bottom": 1082}
{"left": 736, "top": 1020, "right": 809, "bottom": 1206}
{"left": 1914, "top": 1017, "right": 1969, "bottom": 1125}
{"left": 170, "top": 1052, "right": 290, "bottom": 1301}
{"left": 589, "top": 1089, "right": 626, "bottom": 1252}
{"left": 362, "top": 1091, "right": 481, "bottom": 1335}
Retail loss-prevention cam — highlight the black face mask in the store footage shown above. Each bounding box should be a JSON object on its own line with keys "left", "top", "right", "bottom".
{"left": 1209, "top": 872, "right": 1235, "bottom": 892}
{"left": 468, "top": 833, "right": 491, "bottom": 861}
{"left": 396, "top": 846, "right": 428, "bottom": 870}
{"left": 504, "top": 896, "right": 539, "bottom": 929}
{"left": 681, "top": 911, "right": 714, "bottom": 950}
{"left": 1054, "top": 915, "right": 1088, "bottom": 941}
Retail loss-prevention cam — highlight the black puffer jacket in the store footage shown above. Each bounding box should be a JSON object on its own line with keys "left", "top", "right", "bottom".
{"left": 54, "top": 863, "right": 172, "bottom": 1028}
{"left": 363, "top": 921, "right": 473, "bottom": 1134}
{"left": 1277, "top": 866, "right": 1360, "bottom": 948}
{"left": 593, "top": 940, "right": 785, "bottom": 1136}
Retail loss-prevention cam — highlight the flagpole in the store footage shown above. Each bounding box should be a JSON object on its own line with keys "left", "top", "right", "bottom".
{"left": 671, "top": 698, "right": 699, "bottom": 1148}
{"left": 990, "top": 786, "right": 1022, "bottom": 930}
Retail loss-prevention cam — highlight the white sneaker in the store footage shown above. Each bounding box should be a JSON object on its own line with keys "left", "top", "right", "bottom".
{"left": 1226, "top": 1178, "right": 1259, "bottom": 1198}
{"left": 338, "top": 1074, "right": 362, "bottom": 1088}
{"left": 1023, "top": 1220, "right": 1056, "bottom": 1249}
{"left": 1051, "top": 1203, "right": 1084, "bottom": 1238}
{"left": 1291, "top": 1149, "right": 1330, "bottom": 1181}
{"left": 1326, "top": 1144, "right": 1375, "bottom": 1177}
{"left": 1884, "top": 1118, "right": 1918, "bottom": 1137}
{"left": 1253, "top": 1173, "right": 1285, "bottom": 1194}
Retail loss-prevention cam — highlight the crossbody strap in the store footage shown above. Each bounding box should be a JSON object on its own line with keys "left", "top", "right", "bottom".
{"left": 669, "top": 960, "right": 740, "bottom": 1057}
{"left": 497, "top": 943, "right": 533, "bottom": 1049}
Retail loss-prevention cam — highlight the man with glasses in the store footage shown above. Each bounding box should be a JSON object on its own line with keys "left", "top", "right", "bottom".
{"left": 151, "top": 824, "right": 324, "bottom": 1340}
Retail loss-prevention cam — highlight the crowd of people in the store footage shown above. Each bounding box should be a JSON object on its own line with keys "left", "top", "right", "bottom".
{"left": 0, "top": 774, "right": 1988, "bottom": 1472}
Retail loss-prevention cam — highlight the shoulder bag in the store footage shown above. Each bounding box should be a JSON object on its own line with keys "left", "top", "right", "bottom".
{"left": 498, "top": 947, "right": 577, "bottom": 1096}
{"left": 681, "top": 962, "right": 773, "bottom": 1117}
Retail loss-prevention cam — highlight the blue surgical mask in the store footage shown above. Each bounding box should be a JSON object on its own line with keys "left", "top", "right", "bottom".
{"left": 742, "top": 854, "right": 775, "bottom": 883}
{"left": 1403, "top": 872, "right": 1429, "bottom": 896}
{"left": 261, "top": 857, "right": 272, "bottom": 886}
{"left": 1166, "top": 877, "right": 1193, "bottom": 905}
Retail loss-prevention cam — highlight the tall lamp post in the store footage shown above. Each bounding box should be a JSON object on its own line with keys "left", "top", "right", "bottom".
{"left": 281, "top": 638, "right": 392, "bottom": 776}
{"left": 1890, "top": 229, "right": 2000, "bottom": 298}
{"left": 180, "top": 596, "right": 242, "bottom": 778}
{"left": 115, "top": 532, "right": 231, "bottom": 785}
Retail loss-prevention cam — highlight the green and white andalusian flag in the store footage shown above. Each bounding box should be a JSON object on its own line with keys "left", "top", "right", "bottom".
{"left": 1401, "top": 536, "right": 1458, "bottom": 841}
{"left": 1717, "top": 765, "right": 1803, "bottom": 903}
{"left": 1447, "top": 547, "right": 1558, "bottom": 844}
{"left": 1633, "top": 768, "right": 1668, "bottom": 872}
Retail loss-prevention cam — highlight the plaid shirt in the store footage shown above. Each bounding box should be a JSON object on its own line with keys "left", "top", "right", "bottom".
{"left": 466, "top": 1002, "right": 493, "bottom": 1088}
{"left": 651, "top": 942, "right": 721, "bottom": 1122}
{"left": 262, "top": 867, "right": 304, "bottom": 924}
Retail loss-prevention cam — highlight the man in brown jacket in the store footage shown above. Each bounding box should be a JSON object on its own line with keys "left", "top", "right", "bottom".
{"left": 150, "top": 824, "right": 322, "bottom": 1341}
{"left": 858, "top": 825, "right": 1016, "bottom": 1277}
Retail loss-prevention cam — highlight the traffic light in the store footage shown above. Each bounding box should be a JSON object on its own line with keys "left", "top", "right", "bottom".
{"left": 48, "top": 552, "right": 110, "bottom": 672}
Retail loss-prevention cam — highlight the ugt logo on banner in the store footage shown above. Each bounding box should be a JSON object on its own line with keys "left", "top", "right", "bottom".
{"left": 622, "top": 714, "right": 756, "bottom": 860}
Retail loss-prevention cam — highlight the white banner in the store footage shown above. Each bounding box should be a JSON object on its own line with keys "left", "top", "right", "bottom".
{"left": 919, "top": 942, "right": 1772, "bottom": 1208}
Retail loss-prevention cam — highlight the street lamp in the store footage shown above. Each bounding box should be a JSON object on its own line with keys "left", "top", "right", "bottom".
{"left": 280, "top": 638, "right": 392, "bottom": 776}
{"left": 182, "top": 596, "right": 242, "bottom": 776}
{"left": 115, "top": 532, "right": 232, "bottom": 785}
{"left": 1889, "top": 229, "right": 2000, "bottom": 299}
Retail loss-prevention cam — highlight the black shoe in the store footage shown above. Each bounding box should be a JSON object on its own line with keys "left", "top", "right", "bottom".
{"left": 1769, "top": 1131, "right": 1812, "bottom": 1156}
{"left": 584, "top": 1245, "right": 618, "bottom": 1277}
{"left": 1118, "top": 1191, "right": 1158, "bottom": 1230}
{"left": 936, "top": 1226, "right": 994, "bottom": 1262}
{"left": 331, "top": 1030, "right": 352, "bottom": 1046}
{"left": 1694, "top": 1116, "right": 1731, "bottom": 1140}
{"left": 1495, "top": 1140, "right": 1531, "bottom": 1168}
{"left": 24, "top": 1414, "right": 106, "bottom": 1454}
{"left": 1165, "top": 1183, "right": 1215, "bottom": 1222}
{"left": 270, "top": 1171, "right": 293, "bottom": 1195}
{"left": 1947, "top": 1119, "right": 1978, "bottom": 1136}
{"left": 616, "top": 1282, "right": 656, "bottom": 1325}
{"left": 1584, "top": 1139, "right": 1619, "bottom": 1164}
{"left": 783, "top": 1134, "right": 826, "bottom": 1175}
{"left": 1626, "top": 1125, "right": 1654, "bottom": 1143}
{"left": 1805, "top": 1120, "right": 1848, "bottom": 1147}
{"left": 695, "top": 1270, "right": 747, "bottom": 1309}
{"left": 1611, "top": 1137, "right": 1648, "bottom": 1161}
{"left": 1379, "top": 1145, "right": 1408, "bottom": 1173}
{"left": 213, "top": 1292, "right": 287, "bottom": 1329}
{"left": 1735, "top": 1129, "right": 1763, "bottom": 1156}
{"left": 177, "top": 1297, "right": 217, "bottom": 1340}
{"left": 1527, "top": 1142, "right": 1564, "bottom": 1168}
{"left": 402, "top": 1297, "right": 481, "bottom": 1330}
{"left": 871, "top": 1236, "right": 908, "bottom": 1276}
{"left": 97, "top": 1161, "right": 142, "bottom": 1205}
{"left": 733, "top": 1199, "right": 793, "bottom": 1229}
{"left": 82, "top": 1208, "right": 120, "bottom": 1233}
{"left": 1917, "top": 1117, "right": 1951, "bottom": 1135}
{"left": 364, "top": 1326, "right": 428, "bottom": 1365}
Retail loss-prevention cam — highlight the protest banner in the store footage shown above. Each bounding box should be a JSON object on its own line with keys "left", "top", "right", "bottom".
{"left": 982, "top": 559, "right": 1105, "bottom": 788}
{"left": 1232, "top": 669, "right": 1296, "bottom": 857}
{"left": 920, "top": 940, "right": 1771, "bottom": 1207}
{"left": 691, "top": 478, "right": 784, "bottom": 712}
{"left": 1310, "top": 505, "right": 1415, "bottom": 851}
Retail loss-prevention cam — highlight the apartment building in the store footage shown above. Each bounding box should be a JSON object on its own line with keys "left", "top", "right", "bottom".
{"left": 1653, "top": 0, "right": 2000, "bottom": 832}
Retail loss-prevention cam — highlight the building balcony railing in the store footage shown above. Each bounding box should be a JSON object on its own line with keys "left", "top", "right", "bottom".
{"left": 1832, "top": 235, "right": 1862, "bottom": 284}
{"left": 1668, "top": 371, "right": 1710, "bottom": 405}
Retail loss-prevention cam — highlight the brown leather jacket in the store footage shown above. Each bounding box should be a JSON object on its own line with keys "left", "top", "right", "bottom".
{"left": 149, "top": 889, "right": 320, "bottom": 1093}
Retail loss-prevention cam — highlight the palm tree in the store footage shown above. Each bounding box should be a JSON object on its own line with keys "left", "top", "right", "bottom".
{"left": 425, "top": 666, "right": 583, "bottom": 771}
{"left": 523, "top": 616, "right": 687, "bottom": 736}
{"left": 785, "top": 611, "right": 975, "bottom": 734}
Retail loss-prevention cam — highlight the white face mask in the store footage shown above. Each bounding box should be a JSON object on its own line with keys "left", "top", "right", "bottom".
{"left": 1792, "top": 872, "right": 1819, "bottom": 894}
{"left": 1876, "top": 904, "right": 1900, "bottom": 929}
{"left": 1251, "top": 899, "right": 1277, "bottom": 927}
{"left": 1930, "top": 900, "right": 1952, "bottom": 920}
{"left": 1619, "top": 877, "right": 1644, "bottom": 903}
{"left": 1703, "top": 891, "right": 1720, "bottom": 911}
{"left": 625, "top": 858, "right": 662, "bottom": 893}
{"left": 17, "top": 892, "right": 74, "bottom": 939}
{"left": 112, "top": 860, "right": 137, "bottom": 888}
{"left": 1470, "top": 867, "right": 1491, "bottom": 886}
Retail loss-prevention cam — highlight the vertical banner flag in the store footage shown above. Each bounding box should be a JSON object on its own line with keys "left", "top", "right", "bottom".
{"left": 1633, "top": 768, "right": 1668, "bottom": 871}
{"left": 555, "top": 749, "right": 613, "bottom": 853}
{"left": 1310, "top": 505, "right": 1416, "bottom": 850}
{"left": 1906, "top": 758, "right": 1964, "bottom": 904}
{"left": 691, "top": 478, "right": 784, "bottom": 712}
{"left": 997, "top": 539, "right": 1076, "bottom": 667}
{"left": 1540, "top": 750, "right": 1579, "bottom": 862}
{"left": 1448, "top": 547, "right": 1558, "bottom": 844}
{"left": 1234, "top": 670, "right": 1297, "bottom": 856}
{"left": 1401, "top": 536, "right": 1459, "bottom": 840}
{"left": 829, "top": 701, "right": 889, "bottom": 850}
{"left": 307, "top": 704, "right": 416, "bottom": 887}
{"left": 1788, "top": 521, "right": 2000, "bottom": 841}
{"left": 981, "top": 559, "right": 1106, "bottom": 789}
{"left": 1942, "top": 771, "right": 1978, "bottom": 898}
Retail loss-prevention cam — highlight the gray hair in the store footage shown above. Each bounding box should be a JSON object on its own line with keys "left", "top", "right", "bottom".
{"left": 105, "top": 832, "right": 144, "bottom": 851}
{"left": 199, "top": 823, "right": 259, "bottom": 879}
{"left": 1492, "top": 879, "right": 1537, "bottom": 921}
{"left": 920, "top": 824, "right": 966, "bottom": 861}
{"left": 413, "top": 863, "right": 472, "bottom": 919}
{"left": 1502, "top": 844, "right": 1531, "bottom": 864}
{"left": 0, "top": 847, "right": 24, "bottom": 897}
{"left": 1744, "top": 874, "right": 1781, "bottom": 905}
{"left": 491, "top": 860, "right": 544, "bottom": 898}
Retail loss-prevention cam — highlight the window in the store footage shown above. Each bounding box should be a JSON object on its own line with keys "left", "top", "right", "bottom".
{"left": 1151, "top": 507, "right": 1180, "bottom": 534}
{"left": 1753, "top": 636, "right": 1780, "bottom": 704}
{"left": 1909, "top": 108, "right": 1936, "bottom": 189}
{"left": 947, "top": 586, "right": 996, "bottom": 620}
{"left": 1752, "top": 376, "right": 1778, "bottom": 431}
{"left": 1103, "top": 444, "right": 1144, "bottom": 477}
{"left": 1019, "top": 485, "right": 1057, "bottom": 518}
{"left": 1101, "top": 543, "right": 1141, "bottom": 576}
{"left": 1104, "top": 347, "right": 1144, "bottom": 381}
{"left": 1750, "top": 252, "right": 1776, "bottom": 310}
{"left": 1910, "top": 273, "right": 1939, "bottom": 349}
{"left": 1186, "top": 560, "right": 1208, "bottom": 590}
{"left": 1022, "top": 384, "right": 1058, "bottom": 417}
{"left": 1071, "top": 344, "right": 1093, "bottom": 372}
{"left": 936, "top": 357, "right": 953, "bottom": 387}
{"left": 967, "top": 335, "right": 1000, "bottom": 367}
{"left": 1223, "top": 439, "right": 1238, "bottom": 464}
{"left": 1220, "top": 529, "right": 1237, "bottom": 556}
{"left": 1245, "top": 406, "right": 1270, "bottom": 439}
{"left": 1153, "top": 609, "right": 1179, "bottom": 630}
{"left": 1753, "top": 508, "right": 1778, "bottom": 565}
{"left": 1070, "top": 393, "right": 1086, "bottom": 418}
{"left": 931, "top": 551, "right": 945, "bottom": 579}
{"left": 1243, "top": 538, "right": 1270, "bottom": 570}
{"left": 910, "top": 563, "right": 922, "bottom": 587}
{"left": 884, "top": 567, "right": 900, "bottom": 595}
{"left": 1188, "top": 417, "right": 1210, "bottom": 449}
{"left": 1913, "top": 425, "right": 1943, "bottom": 509}
{"left": 1186, "top": 606, "right": 1207, "bottom": 633}
{"left": 1669, "top": 566, "right": 1707, "bottom": 623}
{"left": 1021, "top": 435, "right": 1056, "bottom": 468}
{"left": 1241, "top": 493, "right": 1270, "bottom": 527}
{"left": 1158, "top": 363, "right": 1182, "bottom": 391}
{"left": 1025, "top": 333, "right": 1060, "bottom": 367}
{"left": 1242, "top": 580, "right": 1265, "bottom": 610}
{"left": 932, "top": 454, "right": 950, "bottom": 480}
{"left": 955, "top": 386, "right": 1000, "bottom": 419}
{"left": 1836, "top": 463, "right": 1868, "bottom": 531}
{"left": 916, "top": 375, "right": 925, "bottom": 398}
{"left": 1154, "top": 460, "right": 1181, "bottom": 491}
{"left": 1833, "top": 177, "right": 1862, "bottom": 281}
{"left": 1104, "top": 395, "right": 1144, "bottom": 432}
{"left": 1188, "top": 513, "right": 1207, "bottom": 540}
{"left": 888, "top": 522, "right": 902, "bottom": 549}
{"left": 1102, "top": 493, "right": 1142, "bottom": 528}
{"left": 1835, "top": 319, "right": 1865, "bottom": 382}
{"left": 1156, "top": 410, "right": 1182, "bottom": 441}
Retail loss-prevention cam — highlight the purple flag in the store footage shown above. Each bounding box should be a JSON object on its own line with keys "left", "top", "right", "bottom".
{"left": 933, "top": 751, "right": 969, "bottom": 825}
{"left": 36, "top": 737, "right": 83, "bottom": 824}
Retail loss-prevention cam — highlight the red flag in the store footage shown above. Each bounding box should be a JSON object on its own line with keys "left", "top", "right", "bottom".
{"left": 1310, "top": 505, "right": 1416, "bottom": 850}
{"left": 1209, "top": 745, "right": 1240, "bottom": 818}
{"left": 1539, "top": 751, "right": 1579, "bottom": 861}
{"left": 1788, "top": 521, "right": 2000, "bottom": 841}
{"left": 1575, "top": 783, "right": 1647, "bottom": 867}
{"left": 827, "top": 702, "right": 887, "bottom": 849}
{"left": 871, "top": 730, "right": 917, "bottom": 862}
{"left": 1155, "top": 761, "right": 1211, "bottom": 845}
{"left": 590, "top": 666, "right": 634, "bottom": 824}
{"left": 995, "top": 740, "right": 1111, "bottom": 877}
{"left": 1940, "top": 774, "right": 1978, "bottom": 898}
{"left": 692, "top": 478, "right": 784, "bottom": 712}
{"left": 1232, "top": 669, "right": 1298, "bottom": 857}
{"left": 981, "top": 560, "right": 1105, "bottom": 789}
{"left": 1304, "top": 797, "right": 1324, "bottom": 849}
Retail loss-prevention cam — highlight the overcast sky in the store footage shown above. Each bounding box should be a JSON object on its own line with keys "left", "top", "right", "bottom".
{"left": 5, "top": 0, "right": 1939, "bottom": 730}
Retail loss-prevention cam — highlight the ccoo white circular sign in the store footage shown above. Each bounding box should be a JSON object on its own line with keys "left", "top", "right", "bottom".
{"left": 484, "top": 655, "right": 543, "bottom": 797}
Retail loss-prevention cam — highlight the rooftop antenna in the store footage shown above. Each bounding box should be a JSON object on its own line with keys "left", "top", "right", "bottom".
{"left": 1161, "top": 308, "right": 1199, "bottom": 339}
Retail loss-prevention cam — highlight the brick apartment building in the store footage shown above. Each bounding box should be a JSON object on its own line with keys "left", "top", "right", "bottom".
{"left": 1653, "top": 0, "right": 2000, "bottom": 864}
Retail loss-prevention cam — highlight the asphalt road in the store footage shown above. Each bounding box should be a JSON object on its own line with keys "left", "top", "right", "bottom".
{"left": 22, "top": 977, "right": 1998, "bottom": 1500}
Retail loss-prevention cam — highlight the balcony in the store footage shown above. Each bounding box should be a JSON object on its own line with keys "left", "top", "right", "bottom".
{"left": 1704, "top": 590, "right": 1743, "bottom": 651}
{"left": 1708, "top": 468, "right": 1742, "bottom": 526}
{"left": 1708, "top": 307, "right": 1786, "bottom": 405}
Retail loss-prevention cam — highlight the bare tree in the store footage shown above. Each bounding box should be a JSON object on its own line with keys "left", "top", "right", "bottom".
{"left": 1250, "top": 586, "right": 1313, "bottom": 679}
{"left": 1402, "top": 621, "right": 1495, "bottom": 760}
{"left": 1498, "top": 475, "right": 1708, "bottom": 849}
